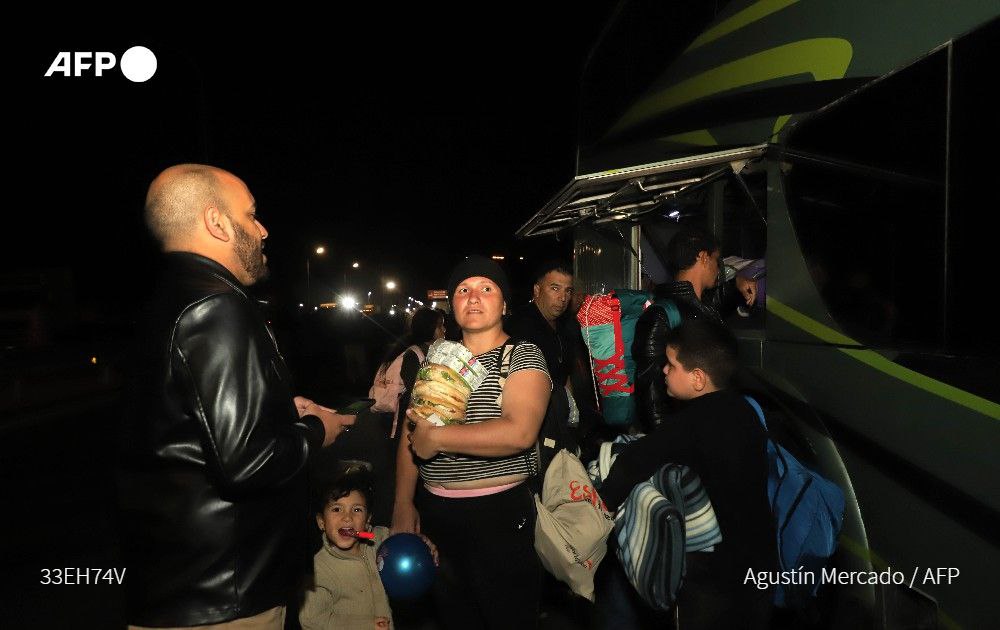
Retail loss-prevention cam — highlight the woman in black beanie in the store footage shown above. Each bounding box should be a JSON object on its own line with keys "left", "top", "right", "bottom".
{"left": 391, "top": 255, "right": 551, "bottom": 630}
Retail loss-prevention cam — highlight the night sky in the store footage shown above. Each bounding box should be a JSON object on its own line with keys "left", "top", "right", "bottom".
{"left": 12, "top": 7, "right": 619, "bottom": 317}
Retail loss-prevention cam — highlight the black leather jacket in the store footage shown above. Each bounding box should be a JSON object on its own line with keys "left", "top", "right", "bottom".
{"left": 118, "top": 252, "right": 325, "bottom": 626}
{"left": 632, "top": 280, "right": 727, "bottom": 432}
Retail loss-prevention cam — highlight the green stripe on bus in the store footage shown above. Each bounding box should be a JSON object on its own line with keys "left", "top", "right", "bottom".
{"left": 661, "top": 129, "right": 719, "bottom": 146}
{"left": 612, "top": 38, "right": 852, "bottom": 135}
{"left": 767, "top": 297, "right": 1000, "bottom": 419}
{"left": 772, "top": 113, "right": 792, "bottom": 138}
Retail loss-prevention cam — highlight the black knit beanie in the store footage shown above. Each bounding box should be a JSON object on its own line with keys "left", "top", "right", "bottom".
{"left": 447, "top": 255, "right": 511, "bottom": 303}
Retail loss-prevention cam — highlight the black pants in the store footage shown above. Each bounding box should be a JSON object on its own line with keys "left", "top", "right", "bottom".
{"left": 593, "top": 545, "right": 772, "bottom": 630}
{"left": 417, "top": 482, "right": 541, "bottom": 630}
{"left": 675, "top": 553, "right": 772, "bottom": 630}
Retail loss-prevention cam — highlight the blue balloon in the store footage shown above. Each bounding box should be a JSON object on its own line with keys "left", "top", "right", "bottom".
{"left": 376, "top": 533, "right": 436, "bottom": 599}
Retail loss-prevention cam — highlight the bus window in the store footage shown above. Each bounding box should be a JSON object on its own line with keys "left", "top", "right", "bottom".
{"left": 574, "top": 224, "right": 633, "bottom": 296}
{"left": 946, "top": 18, "right": 1000, "bottom": 362}
{"left": 785, "top": 48, "right": 948, "bottom": 351}
{"left": 937, "top": 19, "right": 1000, "bottom": 403}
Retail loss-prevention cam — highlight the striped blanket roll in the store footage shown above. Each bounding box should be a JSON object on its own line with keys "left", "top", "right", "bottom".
{"left": 615, "top": 464, "right": 686, "bottom": 611}
{"left": 588, "top": 438, "right": 721, "bottom": 552}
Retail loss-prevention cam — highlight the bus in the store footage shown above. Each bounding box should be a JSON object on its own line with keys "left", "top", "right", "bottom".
{"left": 517, "top": 2, "right": 999, "bottom": 627}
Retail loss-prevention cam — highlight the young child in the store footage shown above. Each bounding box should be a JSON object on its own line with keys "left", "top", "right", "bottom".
{"left": 597, "top": 319, "right": 776, "bottom": 629}
{"left": 300, "top": 469, "right": 437, "bottom": 630}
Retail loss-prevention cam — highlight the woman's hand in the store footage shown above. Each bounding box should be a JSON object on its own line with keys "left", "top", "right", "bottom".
{"left": 418, "top": 533, "right": 440, "bottom": 566}
{"left": 406, "top": 409, "right": 441, "bottom": 460}
{"left": 391, "top": 501, "right": 421, "bottom": 534}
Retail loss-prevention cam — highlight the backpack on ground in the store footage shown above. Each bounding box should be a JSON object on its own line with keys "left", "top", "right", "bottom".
{"left": 744, "top": 395, "right": 846, "bottom": 608}
{"left": 369, "top": 344, "right": 425, "bottom": 420}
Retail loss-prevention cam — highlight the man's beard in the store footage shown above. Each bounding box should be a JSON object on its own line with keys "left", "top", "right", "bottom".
{"left": 232, "top": 220, "right": 268, "bottom": 284}
{"left": 544, "top": 301, "right": 567, "bottom": 320}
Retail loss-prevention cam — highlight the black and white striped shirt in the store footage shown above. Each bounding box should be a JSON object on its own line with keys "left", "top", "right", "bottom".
{"left": 419, "top": 341, "right": 552, "bottom": 485}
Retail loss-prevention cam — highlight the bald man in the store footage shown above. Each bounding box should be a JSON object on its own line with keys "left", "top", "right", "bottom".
{"left": 119, "top": 165, "right": 354, "bottom": 629}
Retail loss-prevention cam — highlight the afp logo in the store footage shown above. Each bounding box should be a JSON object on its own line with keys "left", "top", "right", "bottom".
{"left": 44, "top": 46, "right": 157, "bottom": 83}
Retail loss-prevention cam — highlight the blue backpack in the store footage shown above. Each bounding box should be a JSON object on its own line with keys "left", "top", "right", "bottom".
{"left": 744, "top": 396, "right": 846, "bottom": 608}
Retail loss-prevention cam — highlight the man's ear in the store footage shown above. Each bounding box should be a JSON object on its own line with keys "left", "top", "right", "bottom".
{"left": 691, "top": 367, "right": 709, "bottom": 392}
{"left": 532, "top": 283, "right": 541, "bottom": 300}
{"left": 203, "top": 206, "right": 232, "bottom": 242}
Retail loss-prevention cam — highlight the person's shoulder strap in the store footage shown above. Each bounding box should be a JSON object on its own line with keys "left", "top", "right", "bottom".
{"left": 743, "top": 394, "right": 768, "bottom": 432}
{"left": 409, "top": 344, "right": 425, "bottom": 363}
{"left": 743, "top": 394, "right": 792, "bottom": 473}
{"left": 651, "top": 297, "right": 682, "bottom": 329}
{"left": 498, "top": 339, "right": 524, "bottom": 380}
{"left": 662, "top": 299, "right": 681, "bottom": 329}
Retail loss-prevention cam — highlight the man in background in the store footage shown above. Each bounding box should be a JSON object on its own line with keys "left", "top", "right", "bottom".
{"left": 505, "top": 259, "right": 585, "bottom": 458}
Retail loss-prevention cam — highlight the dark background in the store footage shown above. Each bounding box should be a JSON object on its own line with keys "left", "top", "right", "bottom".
{"left": 2, "top": 8, "right": 622, "bottom": 628}
{"left": 9, "top": 10, "right": 625, "bottom": 317}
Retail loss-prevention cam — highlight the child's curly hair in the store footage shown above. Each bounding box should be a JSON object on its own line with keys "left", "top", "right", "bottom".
{"left": 314, "top": 462, "right": 375, "bottom": 516}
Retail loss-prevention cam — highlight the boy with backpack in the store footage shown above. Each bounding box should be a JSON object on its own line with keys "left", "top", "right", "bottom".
{"left": 598, "top": 319, "right": 776, "bottom": 629}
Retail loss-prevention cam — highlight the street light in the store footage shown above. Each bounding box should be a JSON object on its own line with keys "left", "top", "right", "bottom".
{"left": 306, "top": 246, "right": 326, "bottom": 307}
{"left": 343, "top": 262, "right": 362, "bottom": 293}
{"left": 381, "top": 280, "right": 399, "bottom": 313}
